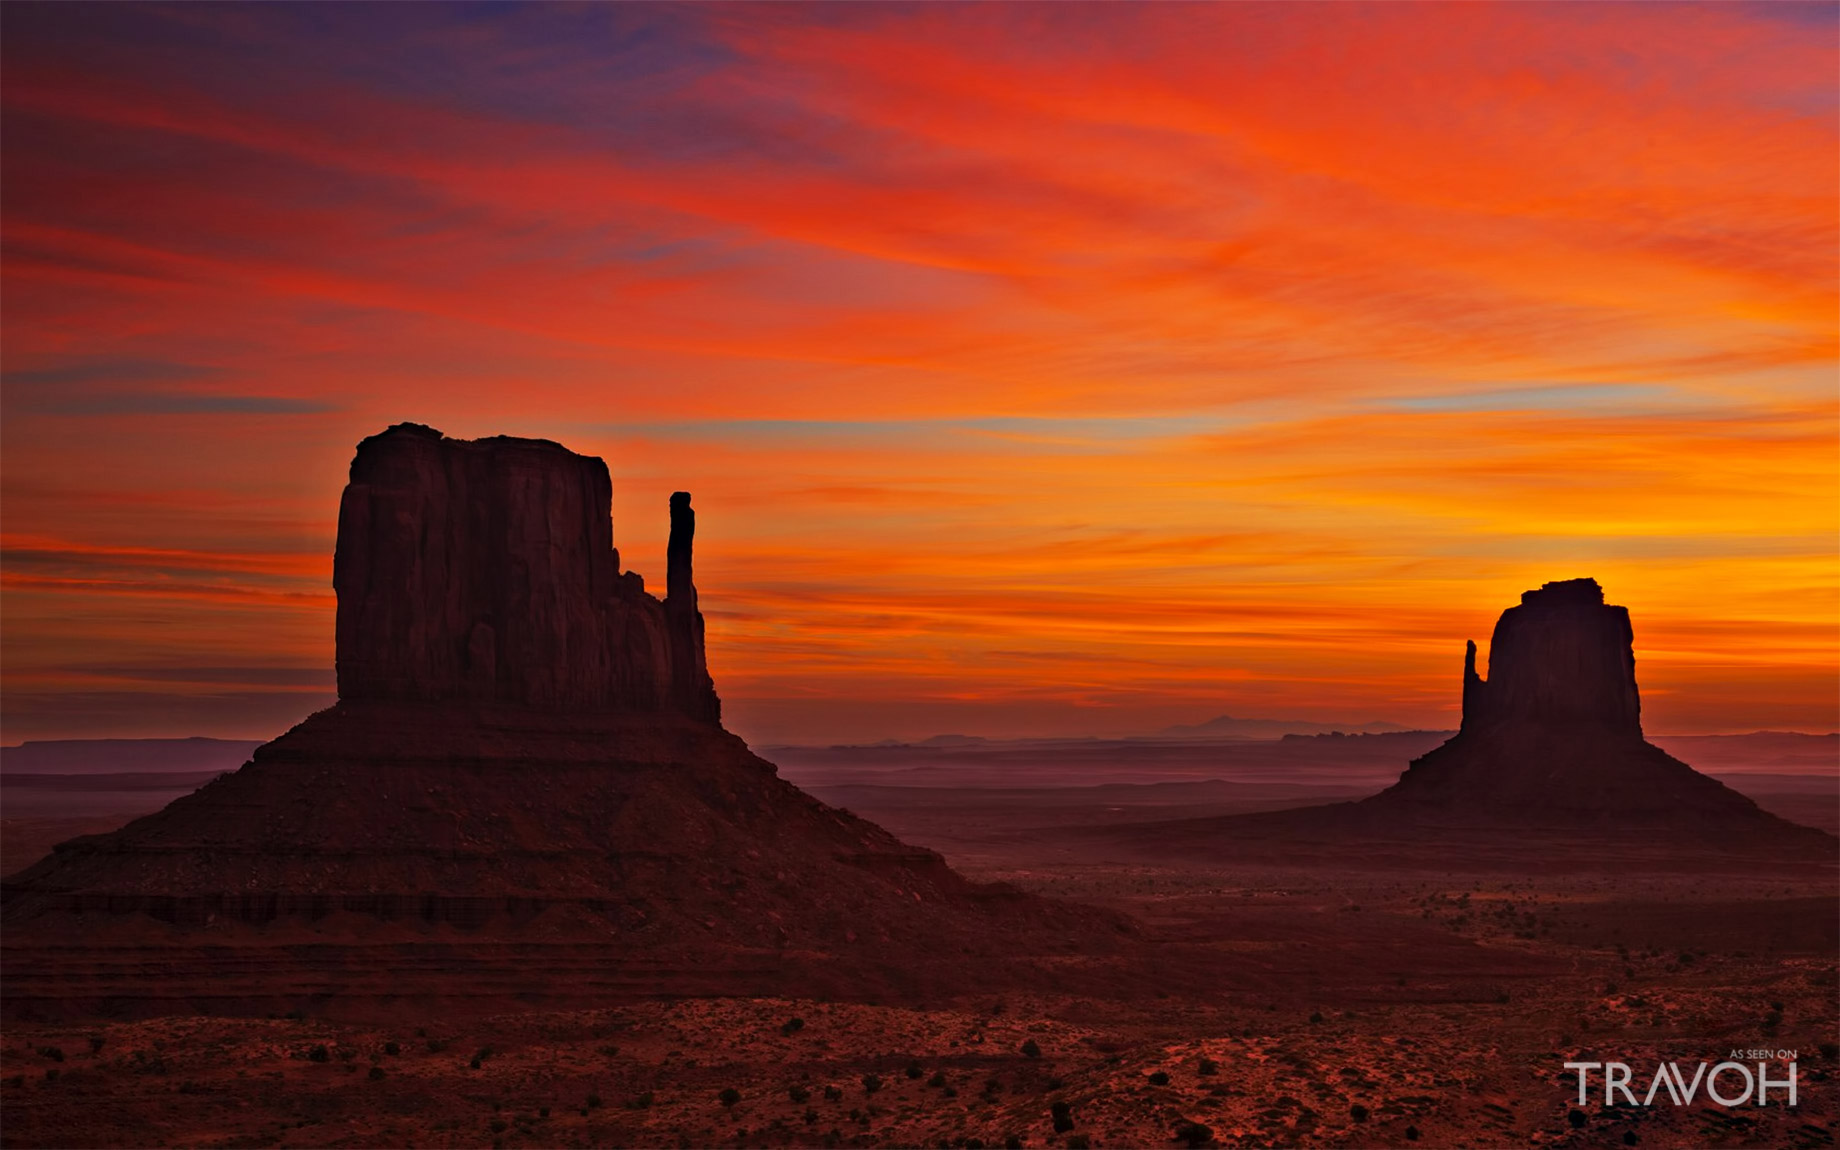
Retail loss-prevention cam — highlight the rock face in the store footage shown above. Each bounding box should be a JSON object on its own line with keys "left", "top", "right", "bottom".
{"left": 334, "top": 423, "right": 718, "bottom": 722}
{"left": 1373, "top": 577, "right": 1827, "bottom": 838}
{"left": 2, "top": 424, "right": 1127, "bottom": 1019}
{"left": 1459, "top": 578, "right": 1640, "bottom": 735}
{"left": 1101, "top": 577, "right": 1836, "bottom": 859}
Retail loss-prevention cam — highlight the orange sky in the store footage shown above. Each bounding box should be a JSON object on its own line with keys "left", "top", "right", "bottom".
{"left": 3, "top": 3, "right": 1836, "bottom": 744}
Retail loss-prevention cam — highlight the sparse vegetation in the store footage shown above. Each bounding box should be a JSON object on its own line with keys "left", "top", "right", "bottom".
{"left": 719, "top": 1087, "right": 741, "bottom": 1107}
{"left": 1147, "top": 1070, "right": 1169, "bottom": 1086}
{"left": 1051, "top": 1099, "right": 1074, "bottom": 1133}
{"left": 1020, "top": 1039, "right": 1041, "bottom": 1059}
{"left": 861, "top": 1073, "right": 883, "bottom": 1095}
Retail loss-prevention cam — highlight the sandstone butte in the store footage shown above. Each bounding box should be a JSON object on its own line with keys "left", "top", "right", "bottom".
{"left": 1108, "top": 577, "right": 1839, "bottom": 857}
{"left": 1, "top": 424, "right": 1138, "bottom": 1021}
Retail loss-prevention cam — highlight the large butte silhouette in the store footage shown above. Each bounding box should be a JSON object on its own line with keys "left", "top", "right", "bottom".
{"left": 1114, "top": 577, "right": 1837, "bottom": 859}
{"left": 2, "top": 425, "right": 1126, "bottom": 1019}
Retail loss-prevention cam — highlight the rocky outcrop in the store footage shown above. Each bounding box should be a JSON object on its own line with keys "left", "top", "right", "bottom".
{"left": 333, "top": 423, "right": 718, "bottom": 721}
{"left": 2, "top": 423, "right": 1128, "bottom": 1018}
{"left": 1100, "top": 577, "right": 1837, "bottom": 858}
{"left": 1459, "top": 578, "right": 1640, "bottom": 735}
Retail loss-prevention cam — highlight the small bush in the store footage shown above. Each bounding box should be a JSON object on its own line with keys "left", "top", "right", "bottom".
{"left": 88, "top": 1037, "right": 105, "bottom": 1055}
{"left": 36, "top": 1047, "right": 64, "bottom": 1063}
{"left": 1820, "top": 1042, "right": 1839, "bottom": 1060}
{"left": 1051, "top": 1099, "right": 1074, "bottom": 1133}
{"left": 587, "top": 1092, "right": 603, "bottom": 1109}
{"left": 927, "top": 1071, "right": 948, "bottom": 1089}
{"left": 1147, "top": 1070, "right": 1170, "bottom": 1086}
{"left": 383, "top": 1041, "right": 400, "bottom": 1056}
{"left": 469, "top": 1057, "right": 482, "bottom": 1070}
{"left": 426, "top": 1038, "right": 450, "bottom": 1053}
{"left": 1066, "top": 1136, "right": 1090, "bottom": 1150}
{"left": 789, "top": 1084, "right": 811, "bottom": 1103}
{"left": 1174, "top": 1119, "right": 1213, "bottom": 1148}
{"left": 824, "top": 1084, "right": 844, "bottom": 1102}
{"left": 284, "top": 1010, "right": 305, "bottom": 1021}
{"left": 1567, "top": 1110, "right": 1587, "bottom": 1129}
{"left": 906, "top": 1062, "right": 924, "bottom": 1079}
{"left": 539, "top": 1106, "right": 550, "bottom": 1118}
{"left": 1006, "top": 1138, "right": 1022, "bottom": 1150}
{"left": 1197, "top": 1057, "right": 1217, "bottom": 1077}
{"left": 1350, "top": 1104, "right": 1368, "bottom": 1123}
{"left": 598, "top": 1044, "right": 620, "bottom": 1058}
{"left": 1405, "top": 1126, "right": 1421, "bottom": 1141}
{"left": 368, "top": 1066, "right": 384, "bottom": 1081}
{"left": 781, "top": 1017, "right": 806, "bottom": 1036}
{"left": 489, "top": 1119, "right": 507, "bottom": 1134}
{"left": 473, "top": 1046, "right": 494, "bottom": 1062}
{"left": 1021, "top": 1039, "right": 1041, "bottom": 1059}
{"left": 1623, "top": 1134, "right": 1639, "bottom": 1146}
{"left": 43, "top": 1069, "right": 59, "bottom": 1082}
{"left": 861, "top": 1073, "right": 883, "bottom": 1095}
{"left": 1308, "top": 1011, "right": 1323, "bottom": 1024}
{"left": 624, "top": 1091, "right": 651, "bottom": 1110}
{"left": 308, "top": 1045, "right": 331, "bottom": 1063}
{"left": 719, "top": 1087, "right": 742, "bottom": 1107}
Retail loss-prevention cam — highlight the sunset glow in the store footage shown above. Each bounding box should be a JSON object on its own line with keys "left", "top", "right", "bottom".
{"left": 3, "top": 3, "right": 1835, "bottom": 743}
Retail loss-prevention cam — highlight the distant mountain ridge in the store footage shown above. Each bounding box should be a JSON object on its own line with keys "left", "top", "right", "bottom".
{"left": 1155, "top": 714, "right": 1411, "bottom": 740}
{"left": 0, "top": 738, "right": 262, "bottom": 775}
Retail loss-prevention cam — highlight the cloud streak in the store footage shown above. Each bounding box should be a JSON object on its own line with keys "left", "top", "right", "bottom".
{"left": 2, "top": 3, "right": 1833, "bottom": 741}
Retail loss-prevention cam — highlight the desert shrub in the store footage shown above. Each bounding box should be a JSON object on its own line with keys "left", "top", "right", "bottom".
{"left": 1021, "top": 1039, "right": 1041, "bottom": 1059}
{"left": 308, "top": 1045, "right": 331, "bottom": 1063}
{"left": 965, "top": 1138, "right": 985, "bottom": 1149}
{"left": 906, "top": 1062, "right": 924, "bottom": 1079}
{"left": 1045, "top": 1077, "right": 1063, "bottom": 1091}
{"left": 598, "top": 1044, "right": 620, "bottom": 1057}
{"left": 88, "top": 1037, "right": 105, "bottom": 1055}
{"left": 368, "top": 1067, "right": 384, "bottom": 1081}
{"left": 1820, "top": 1043, "right": 1839, "bottom": 1060}
{"left": 1173, "top": 1119, "right": 1213, "bottom": 1148}
{"left": 927, "top": 1071, "right": 949, "bottom": 1089}
{"left": 720, "top": 1087, "right": 742, "bottom": 1107}
{"left": 804, "top": 1108, "right": 819, "bottom": 1125}
{"left": 489, "top": 1119, "right": 507, "bottom": 1134}
{"left": 824, "top": 1084, "right": 844, "bottom": 1101}
{"left": 789, "top": 1084, "right": 811, "bottom": 1103}
{"left": 1197, "top": 1057, "right": 1217, "bottom": 1077}
{"left": 1050, "top": 1099, "right": 1074, "bottom": 1133}
{"left": 1066, "top": 1136, "right": 1090, "bottom": 1150}
{"left": 586, "top": 1092, "right": 603, "bottom": 1109}
{"left": 283, "top": 1010, "right": 304, "bottom": 1021}
{"left": 1147, "top": 1070, "right": 1170, "bottom": 1086}
{"left": 1405, "top": 1125, "right": 1421, "bottom": 1141}
{"left": 36, "top": 1047, "right": 64, "bottom": 1063}
{"left": 539, "top": 1106, "right": 550, "bottom": 1117}
{"left": 1567, "top": 1109, "right": 1587, "bottom": 1129}
{"left": 781, "top": 1017, "right": 806, "bottom": 1036}
{"left": 425, "top": 1038, "right": 450, "bottom": 1053}
{"left": 1350, "top": 1104, "right": 1368, "bottom": 1123}
{"left": 473, "top": 1046, "right": 494, "bottom": 1062}
{"left": 43, "top": 1069, "right": 59, "bottom": 1082}
{"left": 338, "top": 1048, "right": 355, "bottom": 1062}
{"left": 8, "top": 1075, "right": 24, "bottom": 1088}
{"left": 383, "top": 1041, "right": 400, "bottom": 1056}
{"left": 469, "top": 1057, "right": 482, "bottom": 1070}
{"left": 1622, "top": 1134, "right": 1638, "bottom": 1146}
{"left": 1308, "top": 1011, "right": 1323, "bottom": 1024}
{"left": 862, "top": 1073, "right": 883, "bottom": 1095}
{"left": 942, "top": 1086, "right": 958, "bottom": 1098}
{"left": 624, "top": 1091, "right": 651, "bottom": 1110}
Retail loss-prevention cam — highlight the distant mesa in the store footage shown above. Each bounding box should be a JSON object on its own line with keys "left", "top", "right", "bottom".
{"left": 1111, "top": 578, "right": 1837, "bottom": 858}
{"left": 2, "top": 424, "right": 1125, "bottom": 1019}
{"left": 1156, "top": 715, "right": 1410, "bottom": 740}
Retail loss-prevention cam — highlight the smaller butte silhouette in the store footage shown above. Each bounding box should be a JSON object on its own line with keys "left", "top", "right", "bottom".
{"left": 1110, "top": 578, "right": 1837, "bottom": 859}
{"left": 2, "top": 424, "right": 1125, "bottom": 1020}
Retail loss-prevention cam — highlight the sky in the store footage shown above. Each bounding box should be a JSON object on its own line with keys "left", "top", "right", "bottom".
{"left": 2, "top": 2, "right": 1835, "bottom": 746}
